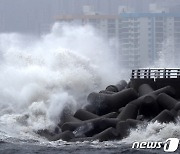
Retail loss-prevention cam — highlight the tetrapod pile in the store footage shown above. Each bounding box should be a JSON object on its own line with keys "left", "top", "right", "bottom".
{"left": 38, "top": 80, "right": 179, "bottom": 142}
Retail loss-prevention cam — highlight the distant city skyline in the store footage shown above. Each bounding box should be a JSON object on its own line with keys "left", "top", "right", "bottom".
{"left": 56, "top": 12, "right": 180, "bottom": 68}
{"left": 0, "top": 0, "right": 180, "bottom": 34}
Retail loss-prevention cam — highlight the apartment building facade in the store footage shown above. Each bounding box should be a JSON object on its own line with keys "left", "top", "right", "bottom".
{"left": 56, "top": 12, "right": 180, "bottom": 69}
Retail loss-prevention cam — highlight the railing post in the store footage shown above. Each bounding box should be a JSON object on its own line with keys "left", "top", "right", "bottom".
{"left": 137, "top": 69, "right": 140, "bottom": 78}
{"left": 177, "top": 69, "right": 180, "bottom": 78}
{"left": 158, "top": 69, "right": 160, "bottom": 78}
{"left": 132, "top": 70, "right": 135, "bottom": 79}
{"left": 144, "top": 69, "right": 147, "bottom": 78}
{"left": 168, "top": 69, "right": 170, "bottom": 78}
{"left": 163, "top": 69, "right": 166, "bottom": 78}
{"left": 148, "top": 69, "right": 151, "bottom": 78}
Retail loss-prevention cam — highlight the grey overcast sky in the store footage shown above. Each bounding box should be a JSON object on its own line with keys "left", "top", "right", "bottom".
{"left": 0, "top": 0, "right": 180, "bottom": 34}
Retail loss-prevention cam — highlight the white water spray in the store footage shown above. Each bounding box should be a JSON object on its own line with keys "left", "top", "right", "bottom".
{"left": 0, "top": 23, "right": 122, "bottom": 140}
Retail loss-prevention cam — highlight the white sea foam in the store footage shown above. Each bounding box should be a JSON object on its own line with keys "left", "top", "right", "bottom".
{"left": 121, "top": 118, "right": 180, "bottom": 144}
{"left": 0, "top": 23, "right": 123, "bottom": 140}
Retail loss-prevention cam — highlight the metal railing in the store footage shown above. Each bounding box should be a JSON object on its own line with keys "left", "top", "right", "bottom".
{"left": 131, "top": 68, "right": 180, "bottom": 79}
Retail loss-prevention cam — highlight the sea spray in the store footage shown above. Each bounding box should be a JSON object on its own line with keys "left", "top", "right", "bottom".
{"left": 0, "top": 23, "right": 123, "bottom": 140}
{"left": 122, "top": 119, "right": 180, "bottom": 144}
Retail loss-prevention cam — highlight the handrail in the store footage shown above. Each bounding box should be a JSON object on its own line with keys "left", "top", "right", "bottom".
{"left": 131, "top": 68, "right": 180, "bottom": 79}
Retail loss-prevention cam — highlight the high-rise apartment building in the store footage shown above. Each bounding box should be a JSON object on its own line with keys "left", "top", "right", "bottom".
{"left": 56, "top": 12, "right": 180, "bottom": 69}
{"left": 119, "top": 13, "right": 180, "bottom": 68}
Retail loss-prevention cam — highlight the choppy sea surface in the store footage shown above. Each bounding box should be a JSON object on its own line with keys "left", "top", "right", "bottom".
{"left": 1, "top": 140, "right": 177, "bottom": 154}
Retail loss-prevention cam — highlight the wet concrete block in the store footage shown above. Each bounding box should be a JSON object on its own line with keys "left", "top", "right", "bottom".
{"left": 83, "top": 104, "right": 97, "bottom": 114}
{"left": 62, "top": 117, "right": 118, "bottom": 137}
{"left": 136, "top": 115, "right": 145, "bottom": 121}
{"left": 116, "top": 80, "right": 128, "bottom": 92}
{"left": 129, "top": 98, "right": 143, "bottom": 107}
{"left": 85, "top": 118, "right": 119, "bottom": 137}
{"left": 152, "top": 109, "right": 175, "bottom": 123}
{"left": 70, "top": 137, "right": 94, "bottom": 142}
{"left": 37, "top": 129, "right": 54, "bottom": 141}
{"left": 138, "top": 84, "right": 154, "bottom": 96}
{"left": 51, "top": 130, "right": 75, "bottom": 141}
{"left": 37, "top": 129, "right": 75, "bottom": 141}
{"left": 170, "top": 109, "right": 177, "bottom": 117}
{"left": 126, "top": 119, "right": 143, "bottom": 128}
{"left": 87, "top": 88, "right": 138, "bottom": 114}
{"left": 93, "top": 127, "right": 118, "bottom": 142}
{"left": 74, "top": 109, "right": 99, "bottom": 121}
{"left": 157, "top": 93, "right": 178, "bottom": 110}
{"left": 139, "top": 95, "right": 159, "bottom": 118}
{"left": 61, "top": 122, "right": 84, "bottom": 132}
{"left": 101, "top": 112, "right": 118, "bottom": 118}
{"left": 117, "top": 103, "right": 138, "bottom": 121}
{"left": 118, "top": 107, "right": 124, "bottom": 114}
{"left": 177, "top": 110, "right": 180, "bottom": 117}
{"left": 152, "top": 86, "right": 175, "bottom": 97}
{"left": 105, "top": 80, "right": 127, "bottom": 92}
{"left": 116, "top": 121, "right": 131, "bottom": 139}
{"left": 60, "top": 115, "right": 82, "bottom": 124}
{"left": 105, "top": 85, "right": 119, "bottom": 92}
{"left": 99, "top": 90, "right": 115, "bottom": 94}
{"left": 174, "top": 102, "right": 180, "bottom": 111}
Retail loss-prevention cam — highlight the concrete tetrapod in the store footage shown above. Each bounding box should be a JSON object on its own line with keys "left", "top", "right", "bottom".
{"left": 69, "top": 119, "right": 143, "bottom": 142}
{"left": 116, "top": 80, "right": 128, "bottom": 91}
{"left": 37, "top": 82, "right": 179, "bottom": 142}
{"left": 59, "top": 114, "right": 82, "bottom": 127}
{"left": 50, "top": 131, "right": 75, "bottom": 141}
{"left": 116, "top": 121, "right": 131, "bottom": 140}
{"left": 138, "top": 84, "right": 154, "bottom": 96}
{"left": 37, "top": 130, "right": 75, "bottom": 141}
{"left": 129, "top": 86, "right": 175, "bottom": 109}
{"left": 174, "top": 103, "right": 180, "bottom": 111}
{"left": 117, "top": 103, "right": 138, "bottom": 121}
{"left": 83, "top": 104, "right": 97, "bottom": 114}
{"left": 126, "top": 119, "right": 144, "bottom": 128}
{"left": 84, "top": 118, "right": 119, "bottom": 137}
{"left": 139, "top": 95, "right": 159, "bottom": 118}
{"left": 93, "top": 127, "right": 118, "bottom": 142}
{"left": 87, "top": 88, "right": 138, "bottom": 115}
{"left": 99, "top": 90, "right": 115, "bottom": 94}
{"left": 74, "top": 109, "right": 99, "bottom": 121}
{"left": 105, "top": 80, "right": 127, "bottom": 92}
{"left": 157, "top": 93, "right": 178, "bottom": 110}
{"left": 152, "top": 109, "right": 175, "bottom": 123}
{"left": 101, "top": 112, "right": 118, "bottom": 118}
{"left": 116, "top": 119, "right": 144, "bottom": 140}
{"left": 61, "top": 118, "right": 119, "bottom": 137}
{"left": 152, "top": 86, "right": 175, "bottom": 97}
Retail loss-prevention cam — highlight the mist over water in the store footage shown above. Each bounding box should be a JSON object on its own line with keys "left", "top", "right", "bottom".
{"left": 0, "top": 23, "right": 124, "bottom": 141}
{"left": 152, "top": 38, "right": 178, "bottom": 68}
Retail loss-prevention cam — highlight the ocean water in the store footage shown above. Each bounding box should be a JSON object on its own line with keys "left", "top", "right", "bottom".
{"left": 1, "top": 139, "right": 180, "bottom": 154}
{"left": 0, "top": 23, "right": 180, "bottom": 153}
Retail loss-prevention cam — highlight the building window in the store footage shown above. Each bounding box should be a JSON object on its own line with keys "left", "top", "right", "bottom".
{"left": 108, "top": 19, "right": 115, "bottom": 24}
{"left": 155, "top": 22, "right": 163, "bottom": 27}
{"left": 108, "top": 24, "right": 116, "bottom": 29}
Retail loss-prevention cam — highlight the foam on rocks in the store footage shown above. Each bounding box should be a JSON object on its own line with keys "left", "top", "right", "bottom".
{"left": 37, "top": 81, "right": 179, "bottom": 142}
